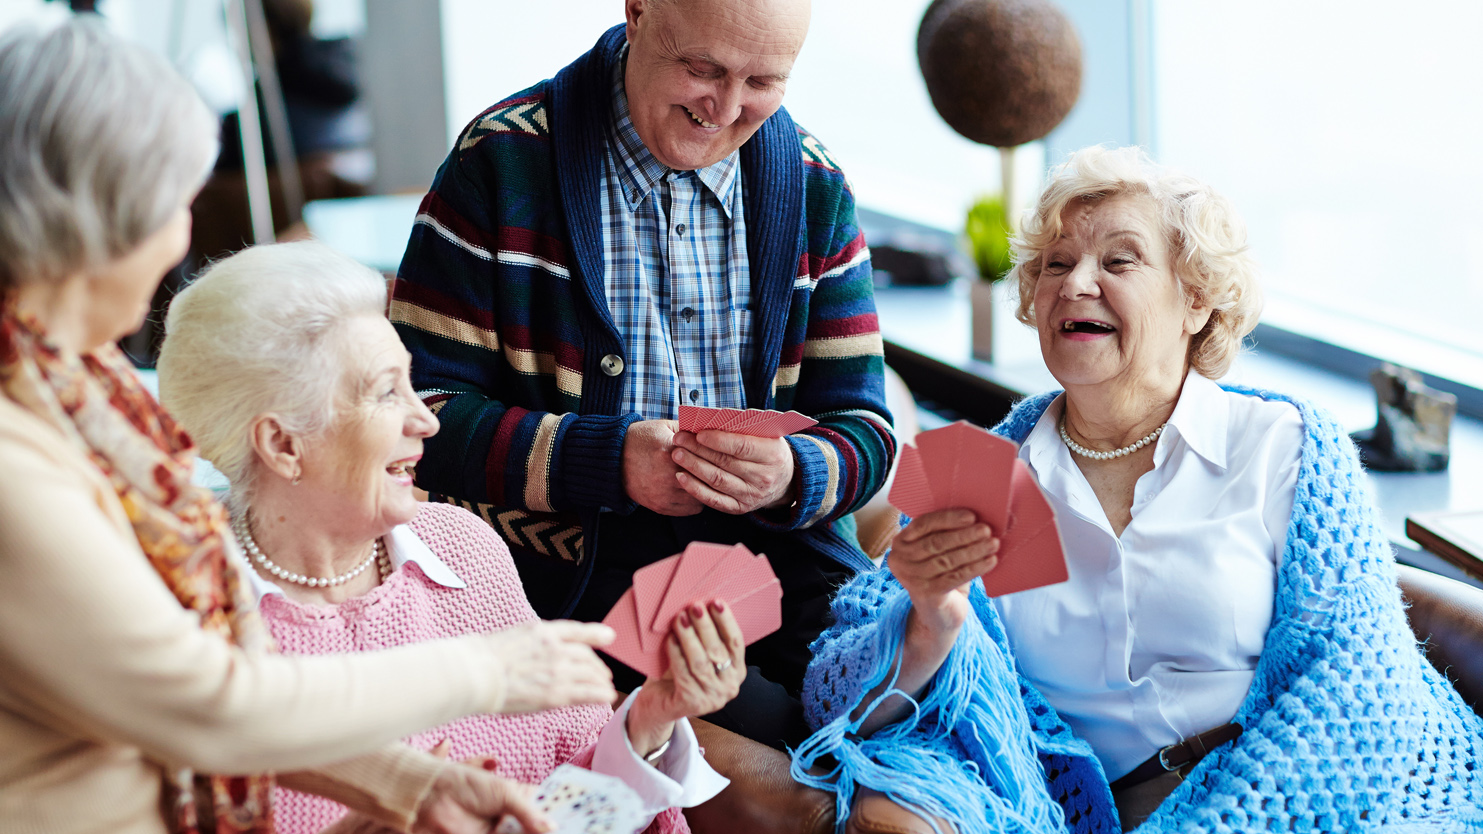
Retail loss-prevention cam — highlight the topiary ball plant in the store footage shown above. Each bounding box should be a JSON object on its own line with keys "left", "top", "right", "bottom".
{"left": 966, "top": 194, "right": 1013, "bottom": 282}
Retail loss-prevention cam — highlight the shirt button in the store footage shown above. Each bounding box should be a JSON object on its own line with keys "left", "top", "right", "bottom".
{"left": 600, "top": 354, "right": 624, "bottom": 376}
{"left": 675, "top": 223, "right": 687, "bottom": 235}
{"left": 689, "top": 389, "right": 700, "bottom": 402}
{"left": 681, "top": 307, "right": 695, "bottom": 322}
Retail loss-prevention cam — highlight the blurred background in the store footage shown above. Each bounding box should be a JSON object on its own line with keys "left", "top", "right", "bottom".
{"left": 2, "top": 0, "right": 1479, "bottom": 389}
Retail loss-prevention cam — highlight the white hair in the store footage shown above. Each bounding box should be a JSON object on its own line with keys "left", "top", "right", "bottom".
{"left": 0, "top": 17, "right": 219, "bottom": 290}
{"left": 158, "top": 241, "right": 388, "bottom": 512}
{"left": 1011, "top": 145, "right": 1262, "bottom": 379}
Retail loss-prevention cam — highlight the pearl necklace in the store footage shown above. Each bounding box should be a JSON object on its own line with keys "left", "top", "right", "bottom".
{"left": 233, "top": 516, "right": 387, "bottom": 588}
{"left": 1059, "top": 418, "right": 1166, "bottom": 461}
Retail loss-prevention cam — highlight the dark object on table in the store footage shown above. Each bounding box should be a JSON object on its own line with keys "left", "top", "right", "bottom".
{"left": 1408, "top": 509, "right": 1483, "bottom": 580}
{"left": 1351, "top": 364, "right": 1456, "bottom": 472}
{"left": 869, "top": 245, "right": 956, "bottom": 287}
{"left": 916, "top": 0, "right": 1082, "bottom": 148}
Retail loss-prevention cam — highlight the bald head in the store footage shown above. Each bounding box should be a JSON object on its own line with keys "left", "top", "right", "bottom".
{"left": 623, "top": 0, "right": 811, "bottom": 170}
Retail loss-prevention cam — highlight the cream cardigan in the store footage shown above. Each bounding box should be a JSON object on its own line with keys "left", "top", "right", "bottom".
{"left": 0, "top": 394, "right": 514, "bottom": 833}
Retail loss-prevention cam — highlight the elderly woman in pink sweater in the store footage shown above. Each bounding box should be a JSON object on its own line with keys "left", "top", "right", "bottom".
{"left": 158, "top": 241, "right": 743, "bottom": 834}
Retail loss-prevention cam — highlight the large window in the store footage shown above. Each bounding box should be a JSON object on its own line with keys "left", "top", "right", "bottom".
{"left": 439, "top": 0, "right": 1043, "bottom": 232}
{"left": 1152, "top": 2, "right": 1483, "bottom": 386}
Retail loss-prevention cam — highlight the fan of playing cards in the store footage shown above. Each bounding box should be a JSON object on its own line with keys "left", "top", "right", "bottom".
{"left": 493, "top": 765, "right": 646, "bottom": 834}
{"left": 678, "top": 405, "right": 817, "bottom": 438}
{"left": 888, "top": 420, "right": 1069, "bottom": 596}
{"left": 601, "top": 542, "right": 783, "bottom": 680}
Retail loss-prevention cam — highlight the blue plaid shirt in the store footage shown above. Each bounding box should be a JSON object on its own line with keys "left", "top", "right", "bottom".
{"left": 601, "top": 48, "right": 753, "bottom": 420}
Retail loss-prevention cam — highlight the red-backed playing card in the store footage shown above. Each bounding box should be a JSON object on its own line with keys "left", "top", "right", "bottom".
{"left": 886, "top": 421, "right": 1068, "bottom": 597}
{"left": 912, "top": 421, "right": 1016, "bottom": 533}
{"left": 599, "top": 588, "right": 663, "bottom": 679}
{"left": 602, "top": 541, "right": 783, "bottom": 679}
{"left": 725, "top": 576, "right": 783, "bottom": 644}
{"left": 887, "top": 444, "right": 937, "bottom": 520}
{"left": 631, "top": 554, "right": 681, "bottom": 653}
{"left": 677, "top": 405, "right": 818, "bottom": 438}
{"left": 678, "top": 406, "right": 730, "bottom": 434}
{"left": 649, "top": 542, "right": 742, "bottom": 636}
{"left": 980, "top": 459, "right": 1068, "bottom": 596}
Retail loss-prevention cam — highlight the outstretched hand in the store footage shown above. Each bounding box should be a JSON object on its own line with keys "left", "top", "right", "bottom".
{"left": 317, "top": 763, "right": 546, "bottom": 834}
{"left": 484, "top": 620, "right": 616, "bottom": 713}
{"left": 412, "top": 764, "right": 548, "bottom": 834}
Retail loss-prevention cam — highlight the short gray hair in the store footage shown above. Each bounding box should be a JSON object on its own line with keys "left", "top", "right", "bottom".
{"left": 158, "top": 241, "right": 388, "bottom": 512}
{"left": 1011, "top": 145, "right": 1262, "bottom": 379}
{"left": 0, "top": 17, "right": 218, "bottom": 290}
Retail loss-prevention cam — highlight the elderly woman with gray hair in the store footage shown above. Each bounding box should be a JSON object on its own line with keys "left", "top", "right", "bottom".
{"left": 0, "top": 18, "right": 619, "bottom": 834}
{"left": 793, "top": 146, "right": 1483, "bottom": 833}
{"left": 158, "top": 241, "right": 744, "bottom": 834}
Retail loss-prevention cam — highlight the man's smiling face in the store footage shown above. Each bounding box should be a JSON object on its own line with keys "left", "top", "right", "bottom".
{"left": 623, "top": 0, "right": 810, "bottom": 171}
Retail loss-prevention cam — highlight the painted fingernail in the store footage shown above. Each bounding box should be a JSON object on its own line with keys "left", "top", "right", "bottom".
{"left": 690, "top": 603, "right": 705, "bottom": 618}
{"left": 709, "top": 599, "right": 725, "bottom": 613}
{"left": 678, "top": 612, "right": 690, "bottom": 628}
{"left": 482, "top": 758, "right": 498, "bottom": 771}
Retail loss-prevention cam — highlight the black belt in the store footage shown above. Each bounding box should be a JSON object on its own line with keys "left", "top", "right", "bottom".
{"left": 1108, "top": 722, "right": 1243, "bottom": 792}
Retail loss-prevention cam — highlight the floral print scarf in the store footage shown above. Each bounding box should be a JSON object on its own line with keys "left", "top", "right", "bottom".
{"left": 0, "top": 309, "right": 274, "bottom": 834}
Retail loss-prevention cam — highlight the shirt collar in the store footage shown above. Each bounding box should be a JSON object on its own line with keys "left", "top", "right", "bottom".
{"left": 1020, "top": 372, "right": 1229, "bottom": 475}
{"left": 608, "top": 44, "right": 739, "bottom": 215}
{"left": 1160, "top": 371, "right": 1229, "bottom": 471}
{"left": 1022, "top": 393, "right": 1069, "bottom": 477}
{"left": 242, "top": 523, "right": 467, "bottom": 602}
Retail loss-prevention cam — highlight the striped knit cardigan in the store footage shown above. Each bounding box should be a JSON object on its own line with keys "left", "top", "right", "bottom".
{"left": 389, "top": 25, "right": 896, "bottom": 617}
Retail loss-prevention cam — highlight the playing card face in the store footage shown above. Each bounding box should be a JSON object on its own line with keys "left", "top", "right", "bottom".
{"left": 887, "top": 421, "right": 1068, "bottom": 598}
{"left": 676, "top": 405, "right": 818, "bottom": 438}
{"left": 493, "top": 764, "right": 647, "bottom": 834}
{"left": 600, "top": 541, "right": 783, "bottom": 680}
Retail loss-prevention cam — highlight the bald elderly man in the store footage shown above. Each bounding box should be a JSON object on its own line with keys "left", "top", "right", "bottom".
{"left": 390, "top": 0, "right": 895, "bottom": 749}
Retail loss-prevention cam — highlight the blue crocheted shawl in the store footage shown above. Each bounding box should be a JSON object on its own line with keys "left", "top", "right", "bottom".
{"left": 793, "top": 387, "right": 1483, "bottom": 832}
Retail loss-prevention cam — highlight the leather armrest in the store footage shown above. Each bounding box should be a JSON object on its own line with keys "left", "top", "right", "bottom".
{"left": 683, "top": 718, "right": 835, "bottom": 834}
{"left": 1398, "top": 563, "right": 1483, "bottom": 713}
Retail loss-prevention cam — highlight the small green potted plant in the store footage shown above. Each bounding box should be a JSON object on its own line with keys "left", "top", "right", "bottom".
{"left": 964, "top": 193, "right": 1013, "bottom": 361}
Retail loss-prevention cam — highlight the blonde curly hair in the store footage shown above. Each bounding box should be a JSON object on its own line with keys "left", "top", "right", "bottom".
{"left": 1011, "top": 145, "right": 1262, "bottom": 379}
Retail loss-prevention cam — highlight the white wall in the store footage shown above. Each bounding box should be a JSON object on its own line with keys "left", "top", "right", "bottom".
{"left": 439, "top": 0, "right": 1044, "bottom": 232}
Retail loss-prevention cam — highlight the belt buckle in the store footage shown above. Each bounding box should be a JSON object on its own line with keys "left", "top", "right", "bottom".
{"left": 1157, "top": 744, "right": 1181, "bottom": 772}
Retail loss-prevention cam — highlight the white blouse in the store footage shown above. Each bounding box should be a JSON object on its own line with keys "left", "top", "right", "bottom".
{"left": 992, "top": 373, "right": 1304, "bottom": 781}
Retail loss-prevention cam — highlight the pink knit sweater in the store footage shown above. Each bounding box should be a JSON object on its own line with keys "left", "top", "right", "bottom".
{"left": 259, "top": 502, "right": 687, "bottom": 834}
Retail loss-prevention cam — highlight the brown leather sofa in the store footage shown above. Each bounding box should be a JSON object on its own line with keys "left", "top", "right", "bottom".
{"left": 682, "top": 562, "right": 1483, "bottom": 834}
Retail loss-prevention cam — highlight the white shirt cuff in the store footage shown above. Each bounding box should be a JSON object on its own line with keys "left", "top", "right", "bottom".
{"left": 590, "top": 688, "right": 731, "bottom": 822}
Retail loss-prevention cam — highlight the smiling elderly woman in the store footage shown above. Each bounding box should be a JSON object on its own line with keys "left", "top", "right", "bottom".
{"left": 792, "top": 146, "right": 1483, "bottom": 833}
{"left": 0, "top": 18, "right": 618, "bottom": 834}
{"left": 159, "top": 240, "right": 746, "bottom": 834}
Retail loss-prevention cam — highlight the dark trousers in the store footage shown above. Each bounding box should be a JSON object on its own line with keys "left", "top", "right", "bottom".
{"left": 569, "top": 507, "right": 851, "bottom": 750}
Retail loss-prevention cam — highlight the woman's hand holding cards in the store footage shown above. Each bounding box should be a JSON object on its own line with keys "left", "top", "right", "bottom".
{"left": 625, "top": 600, "right": 747, "bottom": 761}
